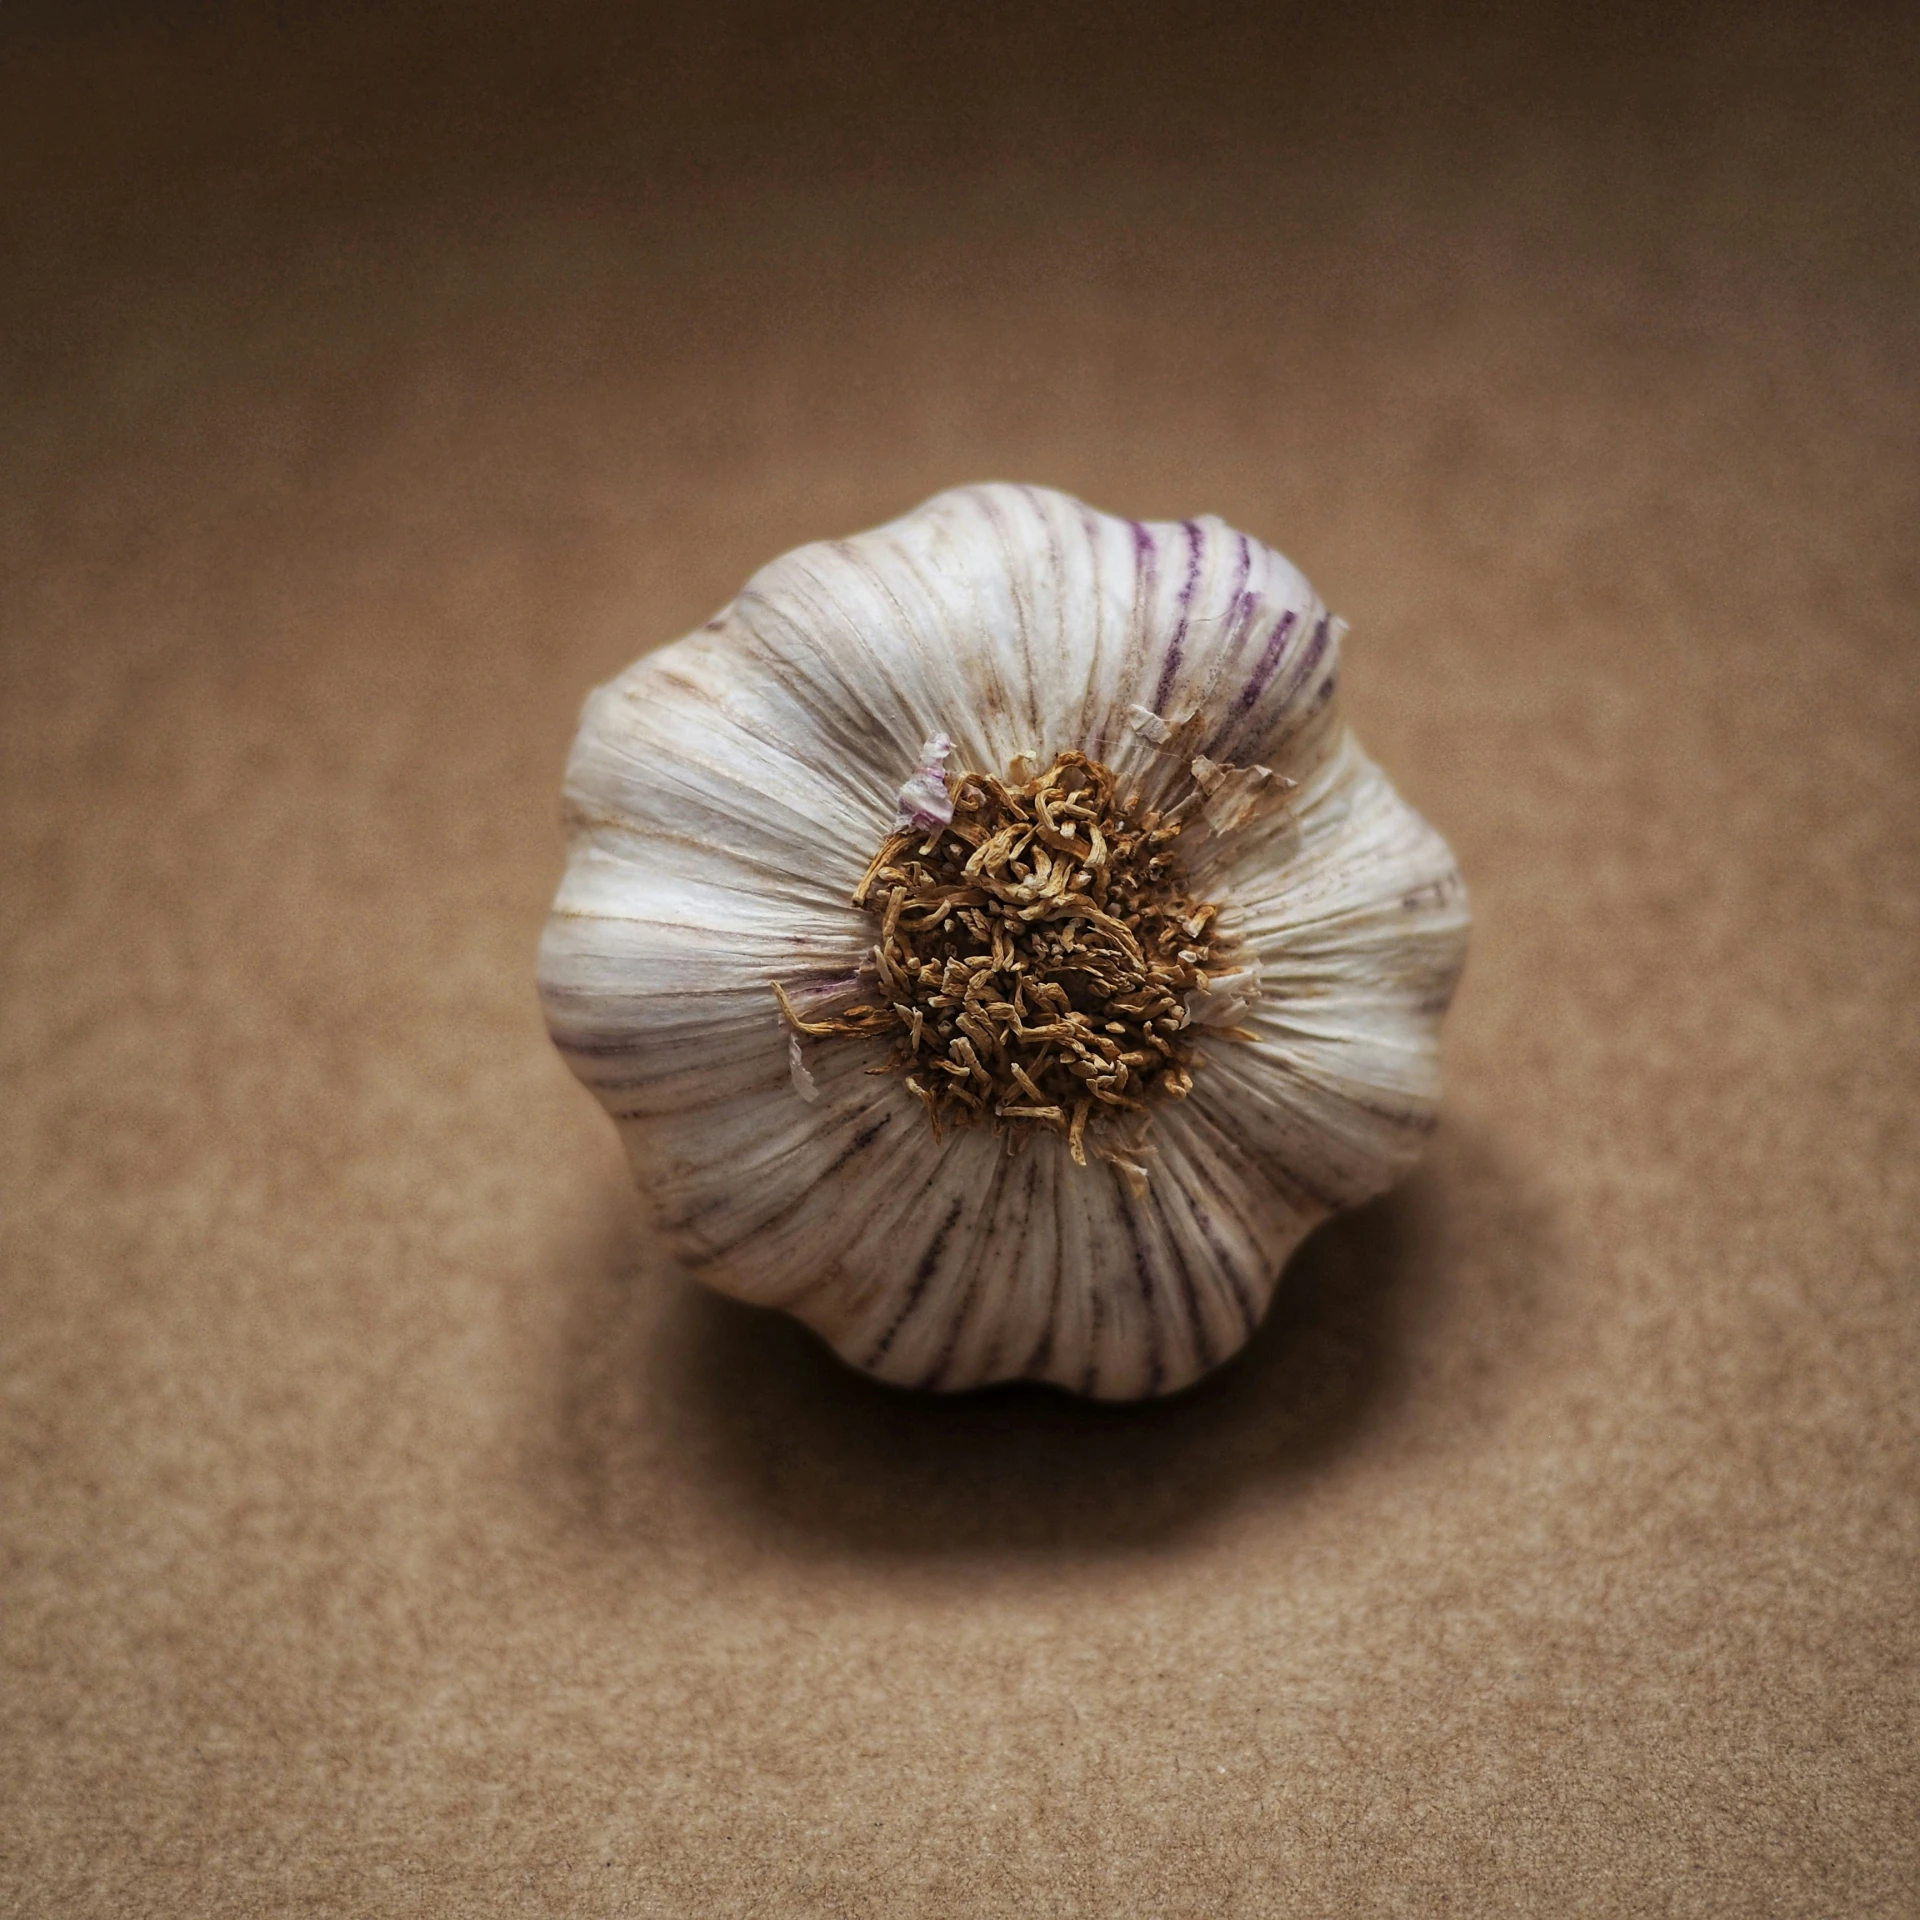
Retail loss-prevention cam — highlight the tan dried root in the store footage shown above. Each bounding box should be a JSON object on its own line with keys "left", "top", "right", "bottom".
{"left": 777, "top": 750, "right": 1225, "bottom": 1167}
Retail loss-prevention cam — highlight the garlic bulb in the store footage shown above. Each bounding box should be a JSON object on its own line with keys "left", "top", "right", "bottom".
{"left": 538, "top": 484, "right": 1468, "bottom": 1399}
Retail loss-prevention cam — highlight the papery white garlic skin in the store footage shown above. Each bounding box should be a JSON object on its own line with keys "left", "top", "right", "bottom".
{"left": 538, "top": 484, "right": 1468, "bottom": 1399}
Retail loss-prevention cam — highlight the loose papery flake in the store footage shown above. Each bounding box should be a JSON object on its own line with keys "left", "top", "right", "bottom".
{"left": 894, "top": 732, "right": 956, "bottom": 831}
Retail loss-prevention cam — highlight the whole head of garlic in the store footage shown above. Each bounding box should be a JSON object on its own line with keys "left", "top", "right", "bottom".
{"left": 538, "top": 484, "right": 1468, "bottom": 1399}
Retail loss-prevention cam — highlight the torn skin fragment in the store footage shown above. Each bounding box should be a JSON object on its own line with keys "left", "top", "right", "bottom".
{"left": 893, "top": 733, "right": 956, "bottom": 831}
{"left": 1124, "top": 703, "right": 1174, "bottom": 746}
{"left": 788, "top": 1033, "right": 820, "bottom": 1103}
{"left": 1191, "top": 756, "right": 1288, "bottom": 835}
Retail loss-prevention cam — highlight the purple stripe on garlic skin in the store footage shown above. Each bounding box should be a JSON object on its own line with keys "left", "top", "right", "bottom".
{"left": 1232, "top": 607, "right": 1298, "bottom": 719}
{"left": 537, "top": 483, "right": 1468, "bottom": 1400}
{"left": 1148, "top": 519, "right": 1206, "bottom": 716}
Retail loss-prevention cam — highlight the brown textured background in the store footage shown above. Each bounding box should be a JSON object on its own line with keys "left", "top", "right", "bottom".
{"left": 4, "top": 1, "right": 1917, "bottom": 1912}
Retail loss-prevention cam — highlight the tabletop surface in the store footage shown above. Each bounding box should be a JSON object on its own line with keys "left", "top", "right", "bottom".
{"left": 4, "top": 3, "right": 1916, "bottom": 1912}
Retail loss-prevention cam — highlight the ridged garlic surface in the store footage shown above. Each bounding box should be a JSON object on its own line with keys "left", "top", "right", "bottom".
{"left": 538, "top": 484, "right": 1468, "bottom": 1399}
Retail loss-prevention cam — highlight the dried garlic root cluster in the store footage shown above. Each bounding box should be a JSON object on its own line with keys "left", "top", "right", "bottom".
{"left": 539, "top": 484, "right": 1468, "bottom": 1398}
{"left": 778, "top": 751, "right": 1220, "bottom": 1184}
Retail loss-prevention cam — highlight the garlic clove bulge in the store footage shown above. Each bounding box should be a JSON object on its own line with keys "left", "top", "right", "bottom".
{"left": 538, "top": 483, "right": 1468, "bottom": 1399}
